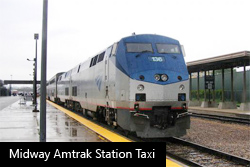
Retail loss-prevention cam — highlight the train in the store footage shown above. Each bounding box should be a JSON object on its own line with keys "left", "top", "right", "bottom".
{"left": 47, "top": 34, "right": 190, "bottom": 138}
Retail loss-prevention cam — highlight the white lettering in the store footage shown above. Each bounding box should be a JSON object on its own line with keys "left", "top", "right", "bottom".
{"left": 136, "top": 149, "right": 155, "bottom": 158}
{"left": 53, "top": 149, "right": 92, "bottom": 159}
{"left": 54, "top": 149, "right": 61, "bottom": 158}
{"left": 9, "top": 149, "right": 50, "bottom": 161}
{"left": 9, "top": 149, "right": 19, "bottom": 158}
{"left": 95, "top": 149, "right": 132, "bottom": 158}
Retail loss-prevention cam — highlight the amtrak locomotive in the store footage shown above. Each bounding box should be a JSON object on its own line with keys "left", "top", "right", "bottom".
{"left": 47, "top": 34, "right": 190, "bottom": 138}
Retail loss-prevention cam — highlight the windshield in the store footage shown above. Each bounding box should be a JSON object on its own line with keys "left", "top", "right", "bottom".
{"left": 156, "top": 44, "right": 180, "bottom": 54}
{"left": 126, "top": 43, "right": 153, "bottom": 53}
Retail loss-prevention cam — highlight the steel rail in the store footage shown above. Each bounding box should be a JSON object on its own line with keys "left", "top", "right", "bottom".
{"left": 189, "top": 112, "right": 250, "bottom": 124}
{"left": 166, "top": 150, "right": 203, "bottom": 167}
{"left": 168, "top": 137, "right": 250, "bottom": 166}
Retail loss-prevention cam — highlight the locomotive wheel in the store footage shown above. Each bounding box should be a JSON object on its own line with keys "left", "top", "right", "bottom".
{"left": 84, "top": 109, "right": 88, "bottom": 117}
{"left": 124, "top": 130, "right": 130, "bottom": 137}
{"left": 112, "top": 124, "right": 117, "bottom": 129}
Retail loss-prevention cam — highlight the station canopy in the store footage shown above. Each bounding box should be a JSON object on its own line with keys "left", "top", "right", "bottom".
{"left": 187, "top": 51, "right": 250, "bottom": 73}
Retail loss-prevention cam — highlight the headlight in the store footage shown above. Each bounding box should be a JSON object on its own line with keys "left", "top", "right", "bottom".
{"left": 137, "top": 84, "right": 144, "bottom": 91}
{"left": 139, "top": 75, "right": 145, "bottom": 81}
{"left": 178, "top": 76, "right": 182, "bottom": 81}
{"left": 161, "top": 74, "right": 168, "bottom": 81}
{"left": 154, "top": 74, "right": 160, "bottom": 81}
{"left": 179, "top": 84, "right": 185, "bottom": 90}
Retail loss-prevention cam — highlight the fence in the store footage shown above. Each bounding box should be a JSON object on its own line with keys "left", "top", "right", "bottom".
{"left": 190, "top": 70, "right": 250, "bottom": 103}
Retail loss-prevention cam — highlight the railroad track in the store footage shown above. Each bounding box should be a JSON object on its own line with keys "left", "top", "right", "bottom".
{"left": 189, "top": 112, "right": 250, "bottom": 125}
{"left": 166, "top": 137, "right": 250, "bottom": 167}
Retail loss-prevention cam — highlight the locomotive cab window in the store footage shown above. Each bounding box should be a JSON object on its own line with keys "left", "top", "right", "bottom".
{"left": 126, "top": 43, "right": 153, "bottom": 53}
{"left": 156, "top": 44, "right": 180, "bottom": 54}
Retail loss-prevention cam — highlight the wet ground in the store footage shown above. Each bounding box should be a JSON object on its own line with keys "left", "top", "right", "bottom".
{"left": 0, "top": 96, "right": 19, "bottom": 110}
{"left": 0, "top": 96, "right": 106, "bottom": 142}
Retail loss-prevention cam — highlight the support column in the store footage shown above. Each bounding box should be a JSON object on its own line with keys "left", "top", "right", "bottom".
{"left": 219, "top": 67, "right": 237, "bottom": 109}
{"left": 189, "top": 73, "right": 192, "bottom": 101}
{"left": 212, "top": 70, "right": 215, "bottom": 102}
{"left": 240, "top": 62, "right": 249, "bottom": 110}
{"left": 242, "top": 63, "right": 246, "bottom": 103}
{"left": 197, "top": 71, "right": 200, "bottom": 101}
{"left": 189, "top": 71, "right": 201, "bottom": 106}
{"left": 231, "top": 67, "right": 234, "bottom": 102}
{"left": 204, "top": 71, "right": 207, "bottom": 102}
{"left": 221, "top": 68, "right": 225, "bottom": 102}
{"left": 201, "top": 71, "right": 208, "bottom": 108}
{"left": 209, "top": 70, "right": 217, "bottom": 107}
{"left": 218, "top": 68, "right": 225, "bottom": 109}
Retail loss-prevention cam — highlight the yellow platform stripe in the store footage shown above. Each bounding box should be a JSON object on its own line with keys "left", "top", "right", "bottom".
{"left": 166, "top": 158, "right": 183, "bottom": 167}
{"left": 47, "top": 100, "right": 184, "bottom": 166}
{"left": 47, "top": 100, "right": 132, "bottom": 142}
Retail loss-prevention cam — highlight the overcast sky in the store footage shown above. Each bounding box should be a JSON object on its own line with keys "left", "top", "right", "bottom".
{"left": 0, "top": 0, "right": 250, "bottom": 81}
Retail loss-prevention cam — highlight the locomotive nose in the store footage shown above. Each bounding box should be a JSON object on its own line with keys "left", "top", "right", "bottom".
{"left": 151, "top": 107, "right": 177, "bottom": 129}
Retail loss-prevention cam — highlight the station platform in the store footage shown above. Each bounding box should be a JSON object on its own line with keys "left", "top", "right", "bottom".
{"left": 189, "top": 106, "right": 250, "bottom": 119}
{"left": 0, "top": 96, "right": 106, "bottom": 142}
{"left": 47, "top": 100, "right": 132, "bottom": 142}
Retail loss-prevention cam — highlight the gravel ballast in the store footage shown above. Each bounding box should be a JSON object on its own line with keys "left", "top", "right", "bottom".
{"left": 181, "top": 117, "right": 250, "bottom": 160}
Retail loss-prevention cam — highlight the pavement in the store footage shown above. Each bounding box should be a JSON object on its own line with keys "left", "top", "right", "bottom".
{"left": 0, "top": 96, "right": 106, "bottom": 142}
{"left": 0, "top": 96, "right": 19, "bottom": 110}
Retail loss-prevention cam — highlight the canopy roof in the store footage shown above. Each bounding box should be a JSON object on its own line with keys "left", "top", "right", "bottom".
{"left": 187, "top": 51, "right": 250, "bottom": 73}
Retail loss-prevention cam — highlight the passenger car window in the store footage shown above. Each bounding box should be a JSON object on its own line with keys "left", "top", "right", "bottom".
{"left": 97, "top": 52, "right": 105, "bottom": 63}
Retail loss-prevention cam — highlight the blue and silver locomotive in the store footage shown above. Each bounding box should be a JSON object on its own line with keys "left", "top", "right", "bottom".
{"left": 47, "top": 34, "right": 190, "bottom": 138}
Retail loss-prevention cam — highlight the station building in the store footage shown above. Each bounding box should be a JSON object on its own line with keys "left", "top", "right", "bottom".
{"left": 187, "top": 51, "right": 250, "bottom": 111}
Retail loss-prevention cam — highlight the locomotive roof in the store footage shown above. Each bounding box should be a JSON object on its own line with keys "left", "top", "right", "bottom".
{"left": 120, "top": 34, "right": 179, "bottom": 44}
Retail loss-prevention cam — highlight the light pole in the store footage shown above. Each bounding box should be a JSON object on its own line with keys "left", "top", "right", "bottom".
{"left": 40, "top": 0, "right": 48, "bottom": 142}
{"left": 33, "top": 33, "right": 39, "bottom": 112}
{"left": 27, "top": 33, "right": 39, "bottom": 112}
{"left": 27, "top": 58, "right": 36, "bottom": 104}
